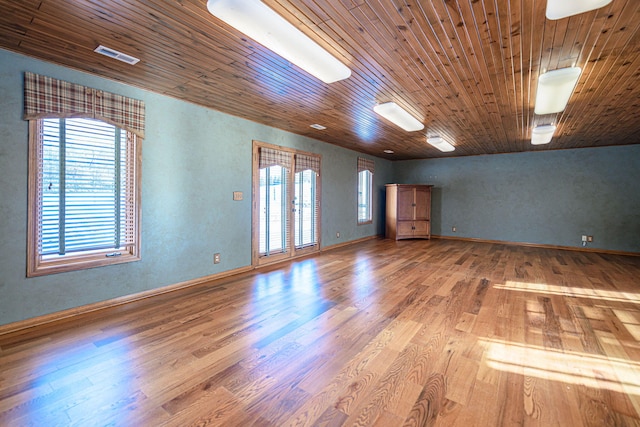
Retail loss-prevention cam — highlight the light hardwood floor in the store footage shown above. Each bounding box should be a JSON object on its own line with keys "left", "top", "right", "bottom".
{"left": 1, "top": 239, "right": 640, "bottom": 426}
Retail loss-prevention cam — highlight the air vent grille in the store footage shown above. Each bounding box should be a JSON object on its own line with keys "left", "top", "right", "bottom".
{"left": 94, "top": 45, "right": 140, "bottom": 65}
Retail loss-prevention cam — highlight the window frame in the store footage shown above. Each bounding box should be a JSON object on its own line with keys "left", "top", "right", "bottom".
{"left": 27, "top": 119, "right": 142, "bottom": 277}
{"left": 294, "top": 168, "right": 318, "bottom": 249}
{"left": 357, "top": 169, "right": 373, "bottom": 225}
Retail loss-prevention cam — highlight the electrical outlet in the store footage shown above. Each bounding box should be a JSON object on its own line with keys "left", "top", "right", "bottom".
{"left": 213, "top": 253, "right": 221, "bottom": 264}
{"left": 233, "top": 191, "right": 243, "bottom": 201}
{"left": 452, "top": 226, "right": 456, "bottom": 232}
{"left": 587, "top": 236, "right": 593, "bottom": 242}
{"left": 336, "top": 232, "right": 340, "bottom": 238}
{"left": 581, "top": 235, "right": 587, "bottom": 242}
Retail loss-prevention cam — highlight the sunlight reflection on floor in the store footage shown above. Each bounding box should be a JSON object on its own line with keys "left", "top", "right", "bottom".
{"left": 494, "top": 281, "right": 640, "bottom": 304}
{"left": 290, "top": 259, "right": 321, "bottom": 296}
{"left": 479, "top": 337, "right": 640, "bottom": 396}
{"left": 613, "top": 309, "right": 640, "bottom": 341}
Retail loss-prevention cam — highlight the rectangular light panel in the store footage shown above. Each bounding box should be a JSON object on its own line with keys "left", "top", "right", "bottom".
{"left": 531, "top": 125, "right": 556, "bottom": 145}
{"left": 207, "top": 0, "right": 351, "bottom": 84}
{"left": 535, "top": 67, "right": 581, "bottom": 115}
{"left": 373, "top": 102, "right": 424, "bottom": 132}
{"left": 546, "top": 0, "right": 612, "bottom": 20}
{"left": 427, "top": 136, "right": 455, "bottom": 152}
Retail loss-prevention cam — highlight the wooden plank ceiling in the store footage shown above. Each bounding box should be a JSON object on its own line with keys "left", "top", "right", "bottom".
{"left": 0, "top": 0, "right": 638, "bottom": 160}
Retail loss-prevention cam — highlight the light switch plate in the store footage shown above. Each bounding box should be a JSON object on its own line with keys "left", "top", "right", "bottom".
{"left": 233, "top": 191, "right": 243, "bottom": 201}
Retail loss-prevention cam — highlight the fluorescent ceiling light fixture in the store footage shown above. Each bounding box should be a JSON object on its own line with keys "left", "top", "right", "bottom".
{"left": 94, "top": 45, "right": 140, "bottom": 65}
{"left": 531, "top": 125, "right": 556, "bottom": 145}
{"left": 427, "top": 136, "right": 455, "bottom": 152}
{"left": 373, "top": 102, "right": 424, "bottom": 132}
{"left": 546, "top": 0, "right": 612, "bottom": 20}
{"left": 383, "top": 149, "right": 394, "bottom": 154}
{"left": 534, "top": 67, "right": 581, "bottom": 115}
{"left": 310, "top": 124, "right": 326, "bottom": 130}
{"left": 207, "top": 0, "right": 351, "bottom": 84}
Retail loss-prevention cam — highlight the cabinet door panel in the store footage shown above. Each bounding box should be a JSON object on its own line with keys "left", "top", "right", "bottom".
{"left": 413, "top": 221, "right": 430, "bottom": 237}
{"left": 397, "top": 221, "right": 415, "bottom": 237}
{"left": 397, "top": 187, "right": 415, "bottom": 221}
{"left": 414, "top": 187, "right": 430, "bottom": 221}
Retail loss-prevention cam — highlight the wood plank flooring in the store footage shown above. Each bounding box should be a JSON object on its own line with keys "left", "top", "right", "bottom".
{"left": 1, "top": 239, "right": 640, "bottom": 426}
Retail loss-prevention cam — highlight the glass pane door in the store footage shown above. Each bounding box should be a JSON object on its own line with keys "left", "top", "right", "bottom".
{"left": 294, "top": 169, "right": 317, "bottom": 249}
{"left": 259, "top": 165, "right": 288, "bottom": 256}
{"left": 253, "top": 143, "right": 321, "bottom": 266}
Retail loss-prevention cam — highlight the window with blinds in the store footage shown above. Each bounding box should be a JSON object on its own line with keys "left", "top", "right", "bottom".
{"left": 357, "top": 157, "right": 374, "bottom": 224}
{"left": 28, "top": 118, "right": 140, "bottom": 276}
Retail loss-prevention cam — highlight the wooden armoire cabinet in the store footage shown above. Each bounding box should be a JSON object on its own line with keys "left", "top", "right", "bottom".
{"left": 385, "top": 184, "right": 433, "bottom": 240}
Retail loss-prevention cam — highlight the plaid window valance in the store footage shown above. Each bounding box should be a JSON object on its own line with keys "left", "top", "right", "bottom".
{"left": 295, "top": 153, "right": 320, "bottom": 174}
{"left": 24, "top": 72, "right": 145, "bottom": 138}
{"left": 259, "top": 147, "right": 292, "bottom": 170}
{"left": 357, "top": 157, "right": 375, "bottom": 174}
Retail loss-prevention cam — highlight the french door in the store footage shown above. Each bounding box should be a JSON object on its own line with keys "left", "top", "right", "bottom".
{"left": 253, "top": 142, "right": 321, "bottom": 266}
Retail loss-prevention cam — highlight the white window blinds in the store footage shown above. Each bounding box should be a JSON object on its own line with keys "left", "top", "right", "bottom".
{"left": 39, "top": 118, "right": 136, "bottom": 256}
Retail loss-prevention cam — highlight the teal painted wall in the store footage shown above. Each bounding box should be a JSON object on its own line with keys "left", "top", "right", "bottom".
{"left": 394, "top": 146, "right": 640, "bottom": 253}
{"left": 4, "top": 47, "right": 637, "bottom": 327}
{"left": 0, "top": 49, "right": 393, "bottom": 326}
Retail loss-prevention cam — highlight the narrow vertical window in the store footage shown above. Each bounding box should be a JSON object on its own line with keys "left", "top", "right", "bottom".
{"left": 357, "top": 157, "right": 374, "bottom": 224}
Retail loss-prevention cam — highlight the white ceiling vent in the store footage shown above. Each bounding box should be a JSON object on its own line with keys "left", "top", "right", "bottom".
{"left": 94, "top": 45, "right": 140, "bottom": 65}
